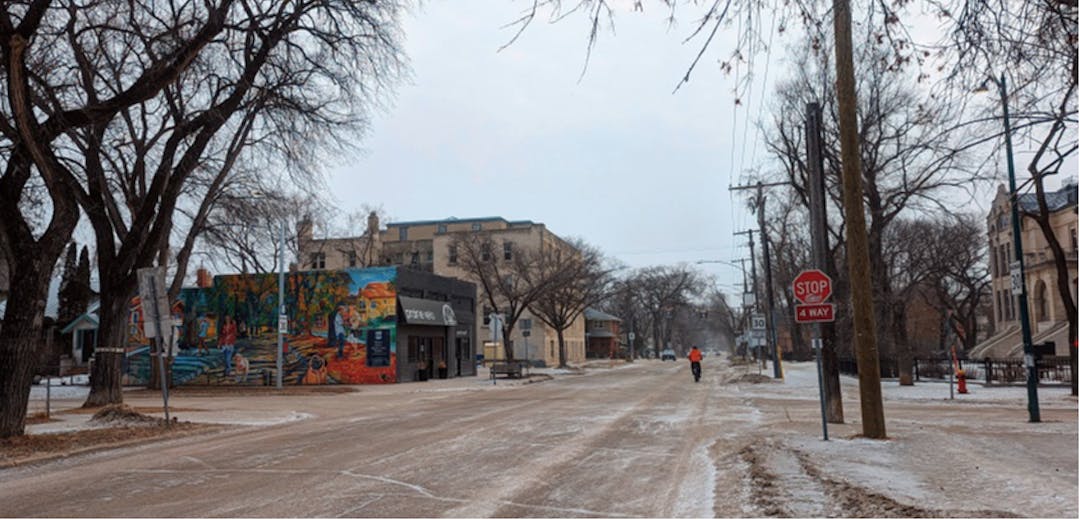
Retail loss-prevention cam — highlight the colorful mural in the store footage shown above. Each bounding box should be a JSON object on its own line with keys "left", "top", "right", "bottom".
{"left": 125, "top": 266, "right": 399, "bottom": 385}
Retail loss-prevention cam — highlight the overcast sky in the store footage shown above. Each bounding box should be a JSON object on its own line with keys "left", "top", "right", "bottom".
{"left": 326, "top": 2, "right": 772, "bottom": 295}
{"left": 323, "top": 2, "right": 1071, "bottom": 300}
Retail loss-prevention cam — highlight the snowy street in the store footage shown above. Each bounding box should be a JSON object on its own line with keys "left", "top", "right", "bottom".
{"left": 3, "top": 359, "right": 1076, "bottom": 517}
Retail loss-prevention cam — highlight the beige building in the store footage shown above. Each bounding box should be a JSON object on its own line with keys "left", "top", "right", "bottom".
{"left": 299, "top": 215, "right": 586, "bottom": 366}
{"left": 972, "top": 182, "right": 1077, "bottom": 358}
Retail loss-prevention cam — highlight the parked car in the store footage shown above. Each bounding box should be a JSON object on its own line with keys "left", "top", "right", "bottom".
{"left": 660, "top": 348, "right": 677, "bottom": 361}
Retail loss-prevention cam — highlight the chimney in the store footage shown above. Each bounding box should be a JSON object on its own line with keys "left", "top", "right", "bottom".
{"left": 196, "top": 267, "right": 213, "bottom": 288}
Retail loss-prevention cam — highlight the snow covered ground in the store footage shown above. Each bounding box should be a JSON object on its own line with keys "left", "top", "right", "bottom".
{"left": 721, "top": 359, "right": 1077, "bottom": 517}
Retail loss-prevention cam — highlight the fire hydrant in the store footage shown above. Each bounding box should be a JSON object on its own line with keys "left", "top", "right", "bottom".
{"left": 956, "top": 369, "right": 968, "bottom": 394}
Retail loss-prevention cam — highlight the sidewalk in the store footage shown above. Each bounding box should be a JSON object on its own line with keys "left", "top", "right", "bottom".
{"left": 22, "top": 361, "right": 633, "bottom": 435}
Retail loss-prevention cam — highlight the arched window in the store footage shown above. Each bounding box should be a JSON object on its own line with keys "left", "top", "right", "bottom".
{"left": 1033, "top": 280, "right": 1048, "bottom": 322}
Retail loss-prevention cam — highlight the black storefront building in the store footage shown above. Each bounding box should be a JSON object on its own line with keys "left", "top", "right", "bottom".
{"left": 395, "top": 268, "right": 477, "bottom": 382}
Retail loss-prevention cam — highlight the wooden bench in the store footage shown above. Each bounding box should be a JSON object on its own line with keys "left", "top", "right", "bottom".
{"left": 490, "top": 361, "right": 524, "bottom": 381}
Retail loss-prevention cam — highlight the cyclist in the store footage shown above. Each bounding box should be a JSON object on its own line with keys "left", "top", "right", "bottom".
{"left": 688, "top": 345, "right": 703, "bottom": 382}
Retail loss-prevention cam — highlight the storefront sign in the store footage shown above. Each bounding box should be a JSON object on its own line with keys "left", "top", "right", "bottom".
{"left": 399, "top": 296, "right": 457, "bottom": 326}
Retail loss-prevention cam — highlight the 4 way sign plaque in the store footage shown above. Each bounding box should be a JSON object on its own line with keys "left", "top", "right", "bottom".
{"left": 792, "top": 269, "right": 836, "bottom": 324}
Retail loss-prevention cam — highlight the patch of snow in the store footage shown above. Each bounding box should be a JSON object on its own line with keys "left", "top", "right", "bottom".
{"left": 672, "top": 442, "right": 717, "bottom": 517}
{"left": 28, "top": 383, "right": 90, "bottom": 401}
{"left": 188, "top": 410, "right": 314, "bottom": 426}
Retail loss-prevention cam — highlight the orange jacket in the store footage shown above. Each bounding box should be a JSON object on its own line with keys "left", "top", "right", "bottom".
{"left": 688, "top": 349, "right": 702, "bottom": 362}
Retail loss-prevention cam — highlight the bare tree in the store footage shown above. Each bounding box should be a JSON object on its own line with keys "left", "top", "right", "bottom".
{"left": 0, "top": 0, "right": 406, "bottom": 434}
{"left": 626, "top": 265, "right": 704, "bottom": 358}
{"left": 528, "top": 239, "right": 610, "bottom": 368}
{"left": 72, "top": 0, "right": 405, "bottom": 408}
{"left": 935, "top": 0, "right": 1077, "bottom": 383}
{"left": 601, "top": 275, "right": 651, "bottom": 358}
{"left": 910, "top": 215, "right": 991, "bottom": 355}
{"left": 0, "top": 0, "right": 242, "bottom": 437}
{"left": 759, "top": 32, "right": 983, "bottom": 384}
{"left": 452, "top": 234, "right": 556, "bottom": 360}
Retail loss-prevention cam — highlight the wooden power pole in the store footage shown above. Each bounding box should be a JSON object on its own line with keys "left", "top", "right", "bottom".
{"left": 832, "top": 0, "right": 886, "bottom": 438}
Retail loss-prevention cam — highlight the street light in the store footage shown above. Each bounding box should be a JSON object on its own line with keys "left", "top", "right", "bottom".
{"left": 978, "top": 73, "right": 1040, "bottom": 422}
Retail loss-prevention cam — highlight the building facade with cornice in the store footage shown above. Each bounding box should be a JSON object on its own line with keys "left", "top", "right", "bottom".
{"left": 972, "top": 182, "right": 1078, "bottom": 358}
{"left": 298, "top": 215, "right": 586, "bottom": 367}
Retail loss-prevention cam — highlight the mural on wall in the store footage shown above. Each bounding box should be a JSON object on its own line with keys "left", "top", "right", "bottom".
{"left": 125, "top": 266, "right": 399, "bottom": 385}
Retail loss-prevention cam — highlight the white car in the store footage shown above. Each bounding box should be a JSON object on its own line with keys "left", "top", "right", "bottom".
{"left": 660, "top": 349, "right": 677, "bottom": 361}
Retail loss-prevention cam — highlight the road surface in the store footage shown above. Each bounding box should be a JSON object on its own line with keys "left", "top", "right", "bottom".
{"left": 2, "top": 359, "right": 1076, "bottom": 517}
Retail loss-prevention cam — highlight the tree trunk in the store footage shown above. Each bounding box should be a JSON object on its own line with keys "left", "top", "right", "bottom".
{"left": 821, "top": 319, "right": 845, "bottom": 423}
{"left": 557, "top": 329, "right": 566, "bottom": 368}
{"left": 0, "top": 264, "right": 53, "bottom": 438}
{"left": 83, "top": 288, "right": 132, "bottom": 407}
{"left": 502, "top": 324, "right": 514, "bottom": 361}
{"left": 894, "top": 301, "right": 914, "bottom": 385}
{"left": 652, "top": 319, "right": 662, "bottom": 359}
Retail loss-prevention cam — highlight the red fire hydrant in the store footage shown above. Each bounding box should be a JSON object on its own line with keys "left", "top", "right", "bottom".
{"left": 956, "top": 369, "right": 968, "bottom": 394}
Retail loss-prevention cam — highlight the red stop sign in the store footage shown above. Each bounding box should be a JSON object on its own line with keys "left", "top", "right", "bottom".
{"left": 793, "top": 270, "right": 832, "bottom": 304}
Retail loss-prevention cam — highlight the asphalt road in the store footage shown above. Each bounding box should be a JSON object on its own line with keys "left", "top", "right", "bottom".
{"left": 1, "top": 361, "right": 728, "bottom": 518}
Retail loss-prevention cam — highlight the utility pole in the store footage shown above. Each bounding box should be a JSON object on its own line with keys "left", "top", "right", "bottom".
{"left": 833, "top": 0, "right": 886, "bottom": 438}
{"left": 806, "top": 102, "right": 844, "bottom": 424}
{"left": 733, "top": 181, "right": 787, "bottom": 379}
{"left": 734, "top": 229, "right": 761, "bottom": 366}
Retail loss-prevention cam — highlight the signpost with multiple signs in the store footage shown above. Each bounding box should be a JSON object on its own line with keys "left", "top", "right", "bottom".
{"left": 793, "top": 270, "right": 836, "bottom": 324}
{"left": 792, "top": 268, "right": 834, "bottom": 441}
{"left": 137, "top": 267, "right": 171, "bottom": 425}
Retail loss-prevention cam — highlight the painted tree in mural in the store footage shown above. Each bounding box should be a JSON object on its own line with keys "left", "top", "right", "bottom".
{"left": 289, "top": 272, "right": 352, "bottom": 337}
{"left": 217, "top": 274, "right": 279, "bottom": 336}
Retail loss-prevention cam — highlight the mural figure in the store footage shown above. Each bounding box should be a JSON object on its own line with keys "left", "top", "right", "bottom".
{"left": 330, "top": 305, "right": 346, "bottom": 360}
{"left": 196, "top": 313, "right": 211, "bottom": 356}
{"left": 303, "top": 354, "right": 328, "bottom": 384}
{"left": 220, "top": 316, "right": 238, "bottom": 375}
{"left": 233, "top": 352, "right": 250, "bottom": 383}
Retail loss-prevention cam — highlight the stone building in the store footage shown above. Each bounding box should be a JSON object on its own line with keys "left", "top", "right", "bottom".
{"left": 972, "top": 182, "right": 1078, "bottom": 358}
{"left": 298, "top": 215, "right": 587, "bottom": 366}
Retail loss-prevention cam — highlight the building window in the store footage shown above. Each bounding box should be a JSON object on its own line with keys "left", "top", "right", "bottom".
{"left": 1072, "top": 228, "right": 1077, "bottom": 252}
{"left": 448, "top": 245, "right": 458, "bottom": 265}
{"left": 310, "top": 252, "right": 326, "bottom": 269}
{"left": 550, "top": 340, "right": 555, "bottom": 358}
{"left": 347, "top": 251, "right": 357, "bottom": 267}
{"left": 503, "top": 241, "right": 513, "bottom": 261}
{"left": 410, "top": 252, "right": 419, "bottom": 266}
{"left": 996, "top": 291, "right": 1002, "bottom": 323}
{"left": 427, "top": 251, "right": 434, "bottom": 262}
{"left": 483, "top": 306, "right": 492, "bottom": 326}
{"left": 472, "top": 223, "right": 482, "bottom": 231}
{"left": 481, "top": 242, "right": 492, "bottom": 262}
{"left": 437, "top": 223, "right": 447, "bottom": 234}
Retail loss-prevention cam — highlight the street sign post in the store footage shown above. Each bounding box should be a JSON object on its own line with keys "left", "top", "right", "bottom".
{"left": 136, "top": 267, "right": 171, "bottom": 425}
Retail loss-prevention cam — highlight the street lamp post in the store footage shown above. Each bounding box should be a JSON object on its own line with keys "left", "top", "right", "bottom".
{"left": 988, "top": 73, "right": 1040, "bottom": 422}
{"left": 277, "top": 219, "right": 285, "bottom": 390}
